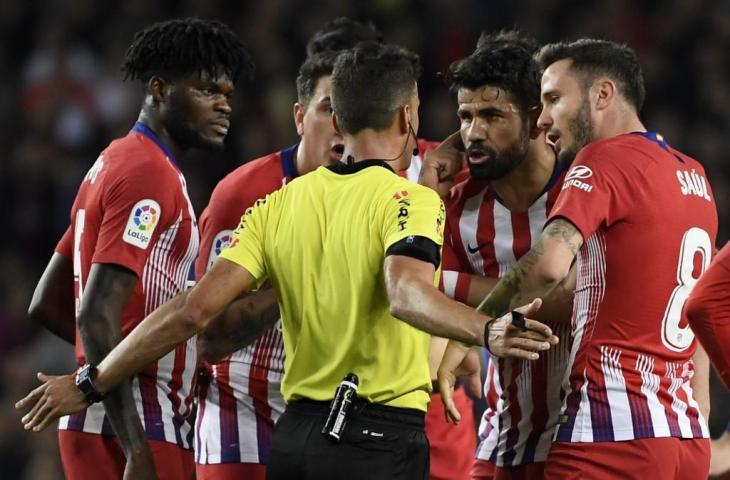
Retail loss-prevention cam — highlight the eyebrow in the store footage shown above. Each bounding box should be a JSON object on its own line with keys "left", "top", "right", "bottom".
{"left": 457, "top": 105, "right": 506, "bottom": 116}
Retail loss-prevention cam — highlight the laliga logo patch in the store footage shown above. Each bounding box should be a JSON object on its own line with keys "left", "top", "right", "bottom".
{"left": 207, "top": 229, "right": 234, "bottom": 269}
{"left": 562, "top": 165, "right": 594, "bottom": 192}
{"left": 123, "top": 199, "right": 161, "bottom": 249}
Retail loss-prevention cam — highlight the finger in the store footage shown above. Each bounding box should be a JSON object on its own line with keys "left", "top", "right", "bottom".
{"left": 516, "top": 298, "right": 543, "bottom": 317}
{"left": 25, "top": 399, "right": 52, "bottom": 431}
{"left": 504, "top": 347, "right": 541, "bottom": 361}
{"left": 505, "top": 329, "right": 553, "bottom": 342}
{"left": 507, "top": 337, "right": 553, "bottom": 352}
{"left": 22, "top": 391, "right": 48, "bottom": 425}
{"left": 521, "top": 318, "right": 553, "bottom": 338}
{"left": 16, "top": 383, "right": 47, "bottom": 410}
{"left": 438, "top": 377, "right": 460, "bottom": 424}
{"left": 37, "top": 372, "right": 51, "bottom": 382}
{"left": 468, "top": 371, "right": 483, "bottom": 399}
{"left": 34, "top": 405, "right": 59, "bottom": 432}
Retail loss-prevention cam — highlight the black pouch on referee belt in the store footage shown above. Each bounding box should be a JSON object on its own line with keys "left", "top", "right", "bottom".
{"left": 321, "top": 373, "right": 359, "bottom": 443}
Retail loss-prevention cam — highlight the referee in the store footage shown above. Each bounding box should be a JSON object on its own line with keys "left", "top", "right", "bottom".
{"left": 17, "top": 42, "right": 557, "bottom": 480}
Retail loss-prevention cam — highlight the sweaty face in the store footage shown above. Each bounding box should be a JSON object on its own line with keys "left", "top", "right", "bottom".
{"left": 457, "top": 86, "right": 530, "bottom": 181}
{"left": 298, "top": 75, "right": 344, "bottom": 166}
{"left": 538, "top": 59, "right": 596, "bottom": 164}
{"left": 163, "top": 70, "right": 235, "bottom": 151}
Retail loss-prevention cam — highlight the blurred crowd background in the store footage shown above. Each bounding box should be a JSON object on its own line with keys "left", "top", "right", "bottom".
{"left": 2, "top": 0, "right": 729, "bottom": 478}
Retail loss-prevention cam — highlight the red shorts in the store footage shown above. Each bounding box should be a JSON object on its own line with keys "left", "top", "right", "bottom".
{"left": 544, "top": 437, "right": 710, "bottom": 480}
{"left": 196, "top": 462, "right": 266, "bottom": 480}
{"left": 58, "top": 430, "right": 195, "bottom": 480}
{"left": 470, "top": 458, "right": 544, "bottom": 480}
{"left": 426, "top": 385, "right": 476, "bottom": 480}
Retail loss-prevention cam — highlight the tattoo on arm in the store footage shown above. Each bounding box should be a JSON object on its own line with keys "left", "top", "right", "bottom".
{"left": 476, "top": 218, "right": 581, "bottom": 317}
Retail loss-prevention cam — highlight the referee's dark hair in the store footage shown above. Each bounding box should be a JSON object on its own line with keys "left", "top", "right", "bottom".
{"left": 536, "top": 38, "right": 645, "bottom": 113}
{"left": 122, "top": 17, "right": 255, "bottom": 84}
{"left": 331, "top": 42, "right": 421, "bottom": 134}
{"left": 305, "top": 17, "right": 383, "bottom": 57}
{"left": 446, "top": 30, "right": 541, "bottom": 117}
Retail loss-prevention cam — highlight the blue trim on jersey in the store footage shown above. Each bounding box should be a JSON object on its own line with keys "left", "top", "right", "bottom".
{"left": 280, "top": 144, "right": 299, "bottom": 179}
{"left": 631, "top": 131, "right": 684, "bottom": 163}
{"left": 131, "top": 122, "right": 179, "bottom": 167}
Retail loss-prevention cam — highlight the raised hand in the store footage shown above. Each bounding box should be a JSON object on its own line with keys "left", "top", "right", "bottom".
{"left": 486, "top": 299, "right": 559, "bottom": 360}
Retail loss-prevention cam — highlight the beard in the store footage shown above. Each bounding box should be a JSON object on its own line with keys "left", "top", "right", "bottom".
{"left": 557, "top": 95, "right": 595, "bottom": 164}
{"left": 467, "top": 125, "right": 530, "bottom": 181}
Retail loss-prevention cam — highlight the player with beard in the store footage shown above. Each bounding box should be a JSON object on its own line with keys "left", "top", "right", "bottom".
{"left": 424, "top": 32, "right": 574, "bottom": 480}
{"left": 192, "top": 51, "right": 346, "bottom": 480}
{"left": 25, "top": 18, "right": 253, "bottom": 480}
{"left": 444, "top": 38, "right": 719, "bottom": 478}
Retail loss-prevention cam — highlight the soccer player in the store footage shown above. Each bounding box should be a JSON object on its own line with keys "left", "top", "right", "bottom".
{"left": 441, "top": 38, "right": 718, "bottom": 479}
{"left": 26, "top": 18, "right": 253, "bottom": 480}
{"left": 17, "top": 41, "right": 557, "bottom": 480}
{"left": 686, "top": 244, "right": 730, "bottom": 477}
{"left": 427, "top": 32, "right": 574, "bottom": 480}
{"left": 193, "top": 51, "right": 343, "bottom": 480}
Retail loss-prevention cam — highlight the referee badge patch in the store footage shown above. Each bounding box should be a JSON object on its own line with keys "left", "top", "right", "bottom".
{"left": 123, "top": 199, "right": 161, "bottom": 249}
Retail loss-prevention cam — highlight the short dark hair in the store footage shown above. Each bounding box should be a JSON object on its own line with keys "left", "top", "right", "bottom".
{"left": 122, "top": 18, "right": 255, "bottom": 84}
{"left": 536, "top": 39, "right": 645, "bottom": 112}
{"left": 296, "top": 51, "right": 339, "bottom": 106}
{"left": 446, "top": 30, "right": 540, "bottom": 115}
{"left": 331, "top": 42, "right": 421, "bottom": 134}
{"left": 306, "top": 17, "right": 383, "bottom": 57}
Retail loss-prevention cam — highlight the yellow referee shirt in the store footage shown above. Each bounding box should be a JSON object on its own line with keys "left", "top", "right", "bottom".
{"left": 220, "top": 160, "right": 445, "bottom": 412}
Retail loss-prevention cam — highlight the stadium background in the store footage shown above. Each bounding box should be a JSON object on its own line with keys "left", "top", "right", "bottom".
{"left": 1, "top": 0, "right": 728, "bottom": 477}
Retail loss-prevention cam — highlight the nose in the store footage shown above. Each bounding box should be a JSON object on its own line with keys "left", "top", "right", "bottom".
{"left": 464, "top": 118, "right": 487, "bottom": 144}
{"left": 216, "top": 95, "right": 232, "bottom": 115}
{"left": 537, "top": 106, "right": 552, "bottom": 130}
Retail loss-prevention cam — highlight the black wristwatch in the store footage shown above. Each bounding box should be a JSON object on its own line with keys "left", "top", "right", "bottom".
{"left": 75, "top": 364, "right": 105, "bottom": 405}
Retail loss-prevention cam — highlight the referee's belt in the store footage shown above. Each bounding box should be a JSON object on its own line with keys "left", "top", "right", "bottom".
{"left": 289, "top": 398, "right": 425, "bottom": 428}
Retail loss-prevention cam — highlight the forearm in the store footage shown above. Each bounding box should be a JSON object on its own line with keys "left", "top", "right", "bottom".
{"left": 78, "top": 316, "right": 147, "bottom": 453}
{"left": 691, "top": 344, "right": 710, "bottom": 419}
{"left": 95, "top": 292, "right": 198, "bottom": 395}
{"left": 197, "top": 286, "right": 279, "bottom": 362}
{"left": 33, "top": 308, "right": 76, "bottom": 344}
{"left": 392, "top": 277, "right": 487, "bottom": 346}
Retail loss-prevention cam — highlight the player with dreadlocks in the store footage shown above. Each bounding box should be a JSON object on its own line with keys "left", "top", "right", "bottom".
{"left": 26, "top": 17, "right": 253, "bottom": 480}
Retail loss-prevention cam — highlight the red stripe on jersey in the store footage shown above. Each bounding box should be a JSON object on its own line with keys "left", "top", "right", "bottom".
{"left": 476, "top": 194, "right": 499, "bottom": 277}
{"left": 511, "top": 212, "right": 532, "bottom": 261}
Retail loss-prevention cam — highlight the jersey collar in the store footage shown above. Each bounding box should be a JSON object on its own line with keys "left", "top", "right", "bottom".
{"left": 131, "top": 122, "right": 179, "bottom": 168}
{"left": 326, "top": 159, "right": 394, "bottom": 175}
{"left": 631, "top": 131, "right": 685, "bottom": 163}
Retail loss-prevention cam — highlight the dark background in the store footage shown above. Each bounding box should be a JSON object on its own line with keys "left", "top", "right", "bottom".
{"left": 1, "top": 0, "right": 728, "bottom": 477}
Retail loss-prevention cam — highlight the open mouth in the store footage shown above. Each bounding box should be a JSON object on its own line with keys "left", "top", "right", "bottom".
{"left": 546, "top": 132, "right": 560, "bottom": 150}
{"left": 330, "top": 143, "right": 344, "bottom": 161}
{"left": 467, "top": 150, "right": 490, "bottom": 165}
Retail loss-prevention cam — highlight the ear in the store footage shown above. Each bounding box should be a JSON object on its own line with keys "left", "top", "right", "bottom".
{"left": 527, "top": 106, "right": 543, "bottom": 139}
{"left": 332, "top": 114, "right": 342, "bottom": 135}
{"left": 293, "top": 102, "right": 305, "bottom": 136}
{"left": 594, "top": 78, "right": 616, "bottom": 111}
{"left": 400, "top": 104, "right": 411, "bottom": 135}
{"left": 148, "top": 76, "right": 168, "bottom": 104}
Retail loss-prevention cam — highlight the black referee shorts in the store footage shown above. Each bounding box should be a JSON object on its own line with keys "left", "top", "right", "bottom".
{"left": 266, "top": 399, "right": 429, "bottom": 480}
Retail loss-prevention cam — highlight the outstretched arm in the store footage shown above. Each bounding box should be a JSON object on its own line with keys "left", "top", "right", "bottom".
{"left": 17, "top": 258, "right": 257, "bottom": 431}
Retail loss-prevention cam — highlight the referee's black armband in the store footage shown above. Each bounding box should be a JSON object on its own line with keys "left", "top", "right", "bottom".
{"left": 385, "top": 236, "right": 441, "bottom": 268}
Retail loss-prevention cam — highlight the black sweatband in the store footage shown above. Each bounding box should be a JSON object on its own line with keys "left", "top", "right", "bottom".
{"left": 385, "top": 235, "right": 441, "bottom": 268}
{"left": 483, "top": 318, "right": 497, "bottom": 355}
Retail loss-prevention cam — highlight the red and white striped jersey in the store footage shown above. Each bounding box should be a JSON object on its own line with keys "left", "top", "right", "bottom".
{"left": 194, "top": 147, "right": 296, "bottom": 464}
{"left": 440, "top": 162, "right": 571, "bottom": 466}
{"left": 549, "top": 133, "right": 717, "bottom": 443}
{"left": 55, "top": 122, "right": 199, "bottom": 449}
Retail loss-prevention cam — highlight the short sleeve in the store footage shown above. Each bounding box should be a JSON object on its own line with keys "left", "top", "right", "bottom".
{"left": 218, "top": 195, "right": 270, "bottom": 285}
{"left": 381, "top": 185, "right": 445, "bottom": 252}
{"left": 91, "top": 164, "right": 175, "bottom": 278}
{"left": 55, "top": 226, "right": 73, "bottom": 258}
{"left": 196, "top": 204, "right": 236, "bottom": 280}
{"left": 547, "top": 143, "right": 631, "bottom": 241}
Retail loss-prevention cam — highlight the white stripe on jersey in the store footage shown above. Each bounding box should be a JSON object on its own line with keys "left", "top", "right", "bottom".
{"left": 666, "top": 363, "right": 693, "bottom": 437}
{"left": 492, "top": 202, "right": 515, "bottom": 277}
{"left": 459, "top": 187, "right": 488, "bottom": 274}
{"left": 636, "top": 354, "right": 671, "bottom": 437}
{"left": 600, "top": 346, "right": 634, "bottom": 440}
{"left": 441, "top": 271, "right": 459, "bottom": 298}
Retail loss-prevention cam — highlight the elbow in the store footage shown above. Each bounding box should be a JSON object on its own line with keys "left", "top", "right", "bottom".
{"left": 685, "top": 295, "right": 709, "bottom": 333}
{"left": 533, "top": 262, "right": 570, "bottom": 291}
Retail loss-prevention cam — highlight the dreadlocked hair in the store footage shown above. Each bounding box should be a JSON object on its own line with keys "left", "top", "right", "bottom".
{"left": 122, "top": 18, "right": 255, "bottom": 84}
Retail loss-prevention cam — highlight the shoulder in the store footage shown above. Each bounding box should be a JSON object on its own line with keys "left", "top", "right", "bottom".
{"left": 209, "top": 151, "right": 284, "bottom": 207}
{"left": 446, "top": 176, "right": 489, "bottom": 208}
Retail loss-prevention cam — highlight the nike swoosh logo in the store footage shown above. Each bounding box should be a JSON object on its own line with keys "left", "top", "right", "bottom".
{"left": 467, "top": 243, "right": 488, "bottom": 254}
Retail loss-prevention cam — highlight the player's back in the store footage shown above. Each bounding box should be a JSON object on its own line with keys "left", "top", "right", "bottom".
{"left": 231, "top": 160, "right": 443, "bottom": 412}
{"left": 552, "top": 132, "right": 718, "bottom": 442}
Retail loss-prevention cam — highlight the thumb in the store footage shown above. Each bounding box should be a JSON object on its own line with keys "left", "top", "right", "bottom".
{"left": 520, "top": 298, "right": 543, "bottom": 317}
{"left": 37, "top": 372, "right": 50, "bottom": 382}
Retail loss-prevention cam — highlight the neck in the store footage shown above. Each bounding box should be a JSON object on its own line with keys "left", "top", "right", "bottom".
{"left": 341, "top": 128, "right": 410, "bottom": 172}
{"left": 294, "top": 138, "right": 320, "bottom": 175}
{"left": 595, "top": 106, "right": 646, "bottom": 141}
{"left": 492, "top": 134, "right": 557, "bottom": 212}
{"left": 137, "top": 102, "right": 186, "bottom": 161}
